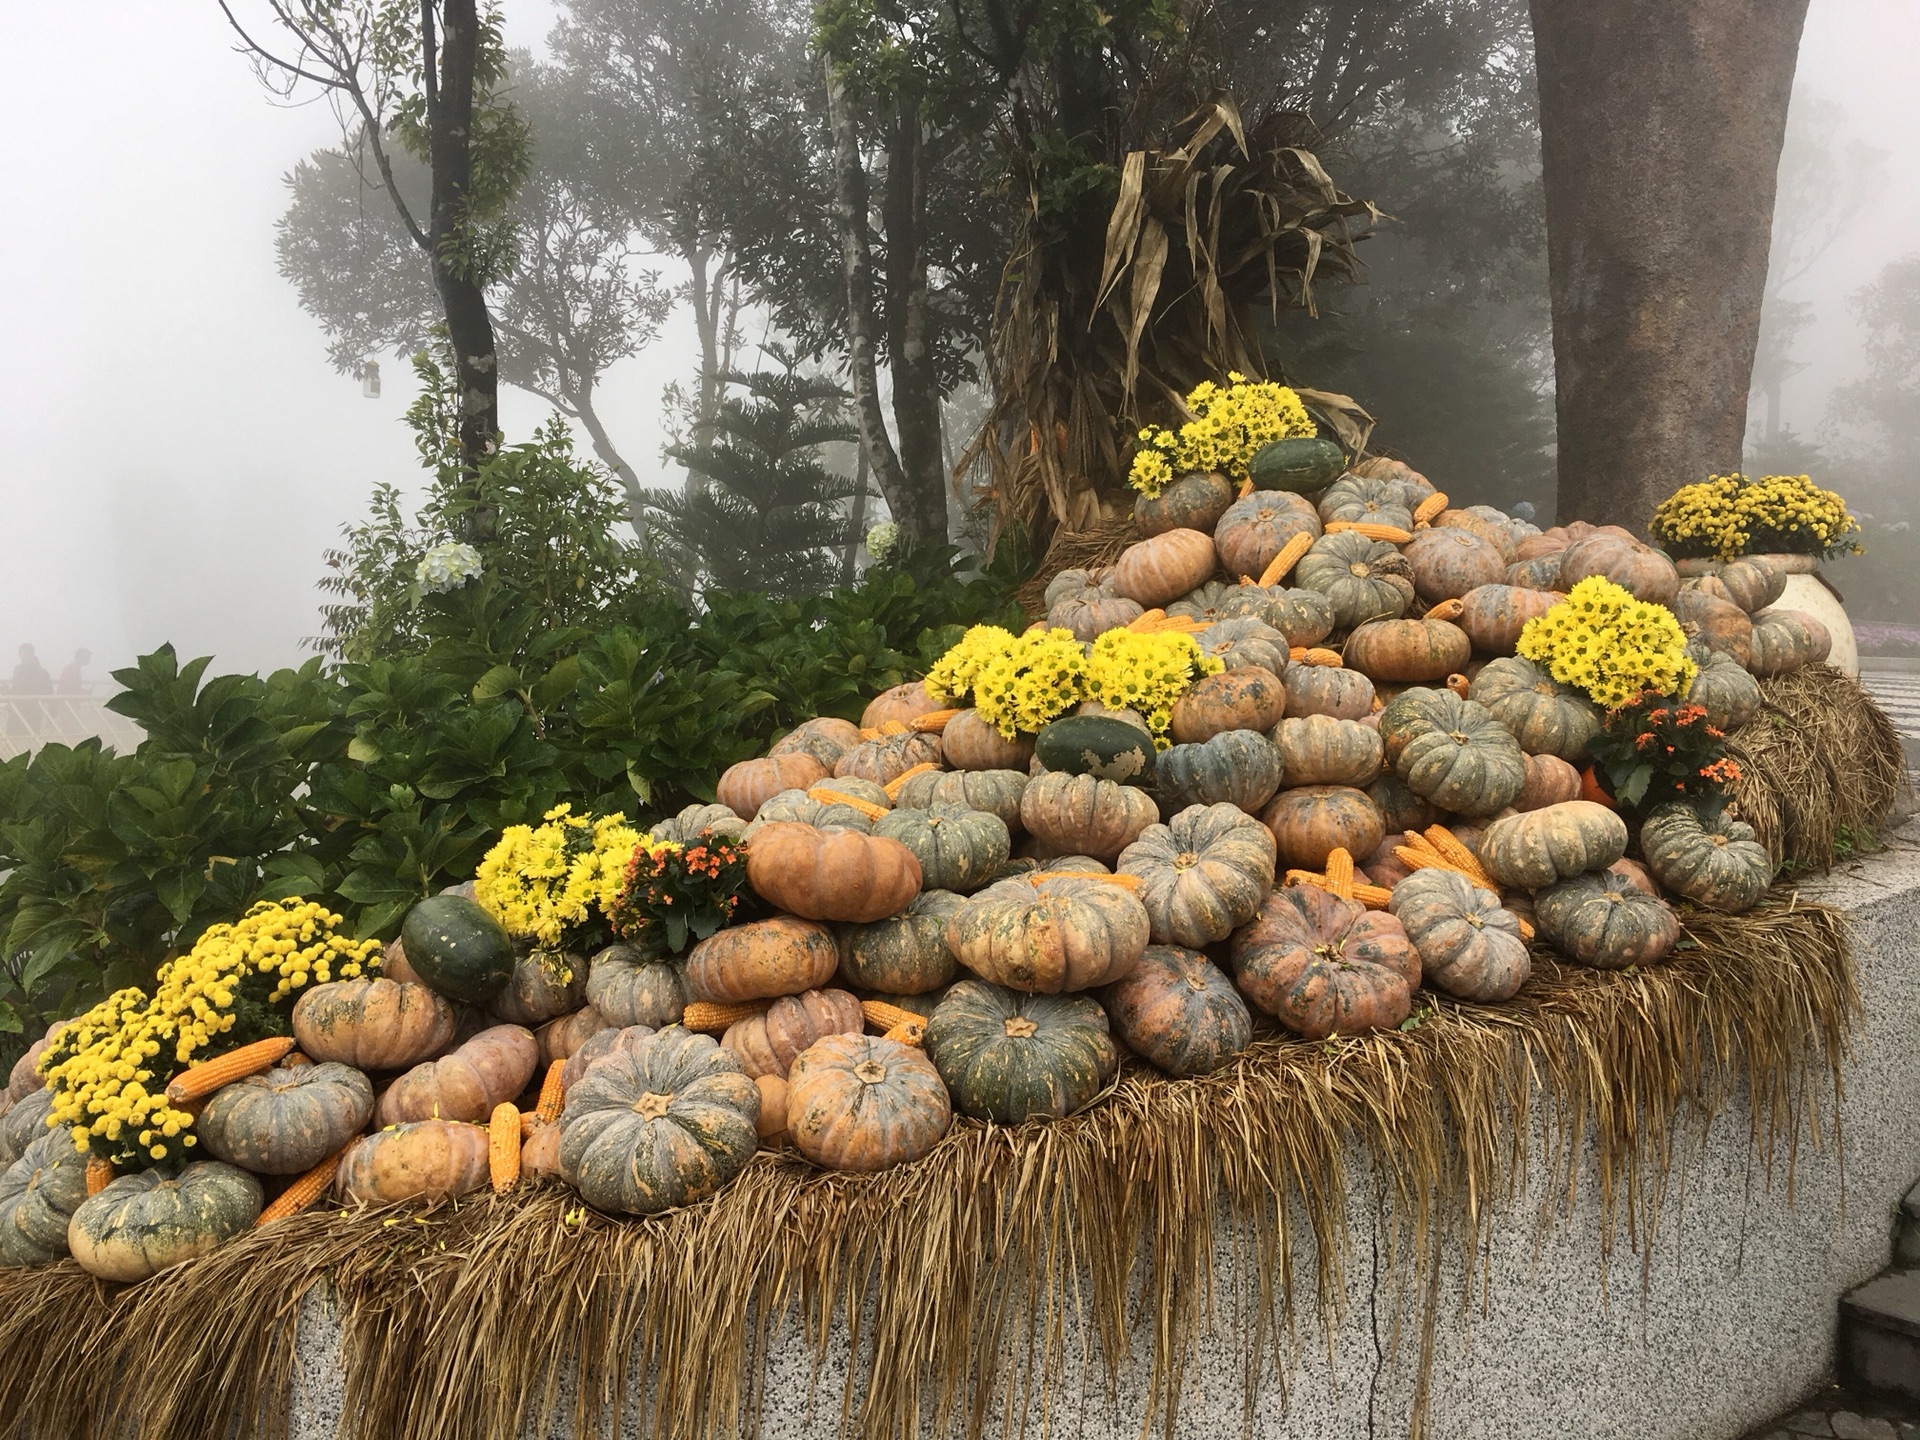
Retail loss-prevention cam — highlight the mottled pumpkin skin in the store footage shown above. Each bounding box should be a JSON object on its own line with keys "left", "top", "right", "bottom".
{"left": 1097, "top": 945, "right": 1252, "bottom": 1077}
{"left": 1233, "top": 587, "right": 1338, "bottom": 646}
{"left": 746, "top": 822, "right": 924, "bottom": 924}
{"left": 0, "top": 1131, "right": 88, "bottom": 1266}
{"left": 1691, "top": 556, "right": 1787, "bottom": 614}
{"left": 944, "top": 873, "right": 1151, "bottom": 993}
{"left": 1387, "top": 867, "right": 1532, "bottom": 1002}
{"left": 1478, "top": 801, "right": 1629, "bottom": 891}
{"left": 1109, "top": 529, "right": 1219, "bottom": 608}
{"left": 5, "top": 1028, "right": 56, "bottom": 1106}
{"left": 871, "top": 805, "right": 1011, "bottom": 894}
{"left": 1295, "top": 532, "right": 1417, "bottom": 629}
{"left": 1669, "top": 589, "right": 1754, "bottom": 668}
{"left": 1686, "top": 651, "right": 1763, "bottom": 734}
{"left": 376, "top": 1024, "right": 540, "bottom": 1127}
{"left": 1557, "top": 534, "right": 1680, "bottom": 604}
{"left": 1019, "top": 773, "right": 1160, "bottom": 860}
{"left": 557, "top": 1028, "right": 759, "bottom": 1215}
{"left": 925, "top": 980, "right": 1118, "bottom": 1123}
{"left": 1512, "top": 754, "right": 1584, "bottom": 813}
{"left": 1432, "top": 509, "right": 1518, "bottom": 564}
{"left": 862, "top": 681, "right": 944, "bottom": 731}
{"left": 1155, "top": 730, "right": 1285, "bottom": 814}
{"left": 489, "top": 948, "right": 590, "bottom": 1027}
{"left": 1198, "top": 617, "right": 1292, "bottom": 675}
{"left": 768, "top": 718, "right": 866, "bottom": 771}
{"left": 1368, "top": 775, "right": 1439, "bottom": 835}
{"left": 834, "top": 732, "right": 945, "bottom": 787}
{"left": 1746, "top": 609, "right": 1832, "bottom": 676}
{"left": 1168, "top": 666, "right": 1288, "bottom": 744}
{"left": 1228, "top": 886, "right": 1420, "bottom": 1038}
{"left": 940, "top": 709, "right": 1038, "bottom": 771}
{"left": 684, "top": 915, "right": 840, "bottom": 1004}
{"left": 1343, "top": 619, "right": 1472, "bottom": 684}
{"left": 0, "top": 1089, "right": 53, "bottom": 1170}
{"left": 1272, "top": 714, "right": 1384, "bottom": 788}
{"left": 585, "top": 945, "right": 687, "bottom": 1028}
{"left": 1316, "top": 474, "right": 1415, "bottom": 531}
{"left": 292, "top": 979, "right": 456, "bottom": 1072}
{"left": 1403, "top": 528, "right": 1508, "bottom": 607}
{"left": 1457, "top": 585, "right": 1561, "bottom": 656}
{"left": 1378, "top": 688, "right": 1528, "bottom": 816}
{"left": 1260, "top": 786, "right": 1386, "bottom": 870}
{"left": 1347, "top": 456, "right": 1435, "bottom": 508}
{"left": 745, "top": 789, "right": 879, "bottom": 837}
{"left": 1213, "top": 491, "right": 1323, "bottom": 578}
{"left": 1045, "top": 575, "right": 1145, "bottom": 642}
{"left": 197, "top": 1062, "right": 374, "bottom": 1175}
{"left": 560, "top": 1023, "right": 657, "bottom": 1091}
{"left": 721, "top": 988, "right": 865, "bottom": 1079}
{"left": 69, "top": 1163, "right": 263, "bottom": 1282}
{"left": 647, "top": 803, "right": 748, "bottom": 849}
{"left": 786, "top": 1034, "right": 951, "bottom": 1172}
{"left": 716, "top": 753, "right": 829, "bottom": 822}
{"left": 336, "top": 1119, "right": 491, "bottom": 1206}
{"left": 893, "top": 768, "right": 1028, "bottom": 834}
{"left": 1639, "top": 802, "right": 1776, "bottom": 913}
{"left": 1282, "top": 661, "right": 1376, "bottom": 721}
{"left": 1135, "top": 472, "right": 1236, "bottom": 537}
{"left": 1506, "top": 555, "right": 1564, "bottom": 591}
{"left": 1118, "top": 803, "right": 1276, "bottom": 947}
{"left": 1534, "top": 871, "right": 1680, "bottom": 969}
{"left": 836, "top": 890, "right": 966, "bottom": 994}
{"left": 1467, "top": 658, "right": 1602, "bottom": 764}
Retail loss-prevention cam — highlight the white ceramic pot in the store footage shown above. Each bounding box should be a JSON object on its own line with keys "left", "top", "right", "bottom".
{"left": 1670, "top": 553, "right": 1857, "bottom": 676}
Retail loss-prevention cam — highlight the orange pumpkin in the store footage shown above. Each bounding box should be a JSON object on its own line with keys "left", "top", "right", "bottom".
{"left": 1557, "top": 533, "right": 1680, "bottom": 604}
{"left": 376, "top": 1024, "right": 541, "bottom": 1126}
{"left": 1229, "top": 886, "right": 1420, "bottom": 1037}
{"left": 834, "top": 731, "right": 943, "bottom": 786}
{"left": 335, "top": 1120, "right": 491, "bottom": 1206}
{"left": 717, "top": 753, "right": 829, "bottom": 821}
{"left": 944, "top": 872, "right": 1151, "bottom": 992}
{"left": 769, "top": 717, "right": 866, "bottom": 770}
{"left": 1259, "top": 785, "right": 1385, "bottom": 870}
{"left": 1213, "top": 491, "right": 1322, "bottom": 578}
{"left": 1512, "top": 753, "right": 1583, "bottom": 812}
{"left": 1669, "top": 589, "right": 1753, "bottom": 667}
{"left": 862, "top": 681, "right": 944, "bottom": 731}
{"left": 1168, "top": 666, "right": 1287, "bottom": 743}
{"left": 940, "top": 709, "right": 1036, "bottom": 771}
{"left": 292, "top": 978, "right": 456, "bottom": 1072}
{"left": 1108, "top": 529, "right": 1218, "bottom": 607}
{"left": 1282, "top": 661, "right": 1375, "bottom": 721}
{"left": 534, "top": 1005, "right": 612, "bottom": 1066}
{"left": 745, "top": 823, "right": 923, "bottom": 923}
{"left": 1456, "top": 584, "right": 1562, "bottom": 656}
{"left": 1403, "top": 528, "right": 1508, "bottom": 606}
{"left": 1271, "top": 714, "right": 1384, "bottom": 787}
{"left": 684, "top": 915, "right": 840, "bottom": 1003}
{"left": 754, "top": 1073, "right": 792, "bottom": 1145}
{"left": 786, "top": 1034, "right": 951, "bottom": 1172}
{"left": 1097, "top": 944, "right": 1252, "bottom": 1077}
{"left": 721, "top": 988, "right": 865, "bottom": 1078}
{"left": 1019, "top": 772, "right": 1160, "bottom": 860}
{"left": 1432, "top": 509, "right": 1518, "bottom": 564}
{"left": 1342, "top": 618, "right": 1472, "bottom": 683}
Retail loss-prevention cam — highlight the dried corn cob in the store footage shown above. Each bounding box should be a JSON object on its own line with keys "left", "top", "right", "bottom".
{"left": 1413, "top": 491, "right": 1449, "bottom": 525}
{"left": 807, "top": 786, "right": 890, "bottom": 821}
{"left": 1324, "top": 521, "right": 1415, "bottom": 545}
{"left": 883, "top": 762, "right": 940, "bottom": 799}
{"left": 861, "top": 1000, "right": 929, "bottom": 1034}
{"left": 256, "top": 1152, "right": 342, "bottom": 1226}
{"left": 681, "top": 1000, "right": 769, "bottom": 1033}
{"left": 489, "top": 1102, "right": 521, "bottom": 1192}
{"left": 1257, "top": 531, "right": 1316, "bottom": 587}
{"left": 534, "top": 1060, "right": 567, "bottom": 1126}
{"left": 1424, "top": 598, "right": 1465, "bottom": 622}
{"left": 164, "top": 1036, "right": 297, "bottom": 1104}
{"left": 908, "top": 709, "right": 960, "bottom": 734}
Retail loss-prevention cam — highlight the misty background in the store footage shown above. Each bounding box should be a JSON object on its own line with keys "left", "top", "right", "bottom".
{"left": 3, "top": 0, "right": 1916, "bottom": 684}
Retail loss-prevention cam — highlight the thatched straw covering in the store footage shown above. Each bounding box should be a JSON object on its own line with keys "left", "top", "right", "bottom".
{"left": 0, "top": 900, "right": 1857, "bottom": 1440}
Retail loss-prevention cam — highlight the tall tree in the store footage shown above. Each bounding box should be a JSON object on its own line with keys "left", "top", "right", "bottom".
{"left": 1529, "top": 0, "right": 1811, "bottom": 530}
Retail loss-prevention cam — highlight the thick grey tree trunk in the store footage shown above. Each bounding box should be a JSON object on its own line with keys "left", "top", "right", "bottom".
{"left": 1530, "top": 0, "right": 1811, "bottom": 530}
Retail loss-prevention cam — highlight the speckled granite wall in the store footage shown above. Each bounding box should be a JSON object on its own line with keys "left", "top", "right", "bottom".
{"left": 285, "top": 830, "right": 1920, "bottom": 1440}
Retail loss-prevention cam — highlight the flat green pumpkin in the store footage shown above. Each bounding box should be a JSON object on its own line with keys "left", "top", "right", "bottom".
{"left": 1034, "top": 715, "right": 1154, "bottom": 784}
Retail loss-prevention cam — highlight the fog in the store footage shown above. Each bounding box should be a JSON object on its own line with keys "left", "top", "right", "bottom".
{"left": 1, "top": 1, "right": 1916, "bottom": 684}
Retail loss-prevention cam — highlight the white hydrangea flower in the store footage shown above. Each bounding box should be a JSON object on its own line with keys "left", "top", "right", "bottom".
{"left": 416, "top": 541, "right": 484, "bottom": 595}
{"left": 865, "top": 522, "right": 901, "bottom": 563}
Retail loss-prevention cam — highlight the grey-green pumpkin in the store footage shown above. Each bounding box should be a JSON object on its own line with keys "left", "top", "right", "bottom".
{"left": 0, "top": 1131, "right": 89, "bottom": 1267}
{"left": 1294, "top": 532, "right": 1417, "bottom": 629}
{"left": 871, "top": 805, "right": 1011, "bottom": 894}
{"left": 924, "top": 980, "right": 1118, "bottom": 1124}
{"left": 0, "top": 1087, "right": 53, "bottom": 1169}
{"left": 1638, "top": 802, "right": 1776, "bottom": 913}
{"left": 1378, "top": 688, "right": 1528, "bottom": 817}
{"left": 1468, "top": 657, "right": 1602, "bottom": 763}
{"left": 1097, "top": 945, "right": 1252, "bottom": 1078}
{"left": 892, "top": 768, "right": 1028, "bottom": 834}
{"left": 1533, "top": 871, "right": 1680, "bottom": 970}
{"left": 68, "top": 1163, "right": 264, "bottom": 1282}
{"left": 195, "top": 1062, "right": 375, "bottom": 1175}
{"left": 836, "top": 890, "right": 967, "bottom": 994}
{"left": 1155, "top": 729, "right": 1284, "bottom": 813}
{"left": 1033, "top": 715, "right": 1155, "bottom": 784}
{"left": 1685, "top": 649, "right": 1763, "bottom": 734}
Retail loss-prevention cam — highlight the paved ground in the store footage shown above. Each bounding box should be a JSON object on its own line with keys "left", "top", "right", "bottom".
{"left": 1860, "top": 666, "right": 1920, "bottom": 770}
{"left": 1742, "top": 1384, "right": 1919, "bottom": 1440}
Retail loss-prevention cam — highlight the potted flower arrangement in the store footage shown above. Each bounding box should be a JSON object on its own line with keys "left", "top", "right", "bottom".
{"left": 1583, "top": 692, "right": 1743, "bottom": 821}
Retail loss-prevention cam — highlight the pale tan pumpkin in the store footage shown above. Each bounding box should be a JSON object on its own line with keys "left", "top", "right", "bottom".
{"left": 1109, "top": 529, "right": 1220, "bottom": 607}
{"left": 376, "top": 1024, "right": 541, "bottom": 1126}
{"left": 1019, "top": 772, "right": 1160, "bottom": 860}
{"left": 721, "top": 988, "right": 866, "bottom": 1079}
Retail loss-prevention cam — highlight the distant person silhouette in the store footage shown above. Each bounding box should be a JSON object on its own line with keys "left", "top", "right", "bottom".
{"left": 9, "top": 644, "right": 51, "bottom": 695}
{"left": 55, "top": 649, "right": 91, "bottom": 695}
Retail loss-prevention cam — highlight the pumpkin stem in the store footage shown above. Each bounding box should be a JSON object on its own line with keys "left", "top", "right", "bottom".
{"left": 633, "top": 1092, "right": 673, "bottom": 1119}
{"left": 853, "top": 1059, "right": 888, "bottom": 1084}
{"left": 1003, "top": 1017, "right": 1039, "bottom": 1039}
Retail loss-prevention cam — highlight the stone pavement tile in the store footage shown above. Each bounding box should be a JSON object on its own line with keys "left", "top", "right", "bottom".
{"left": 1897, "top": 1424, "right": 1920, "bottom": 1440}
{"left": 1788, "top": 1414, "right": 1835, "bottom": 1437}
{"left": 1831, "top": 1414, "right": 1898, "bottom": 1440}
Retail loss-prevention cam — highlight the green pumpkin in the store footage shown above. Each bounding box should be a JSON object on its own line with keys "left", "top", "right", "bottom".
{"left": 1294, "top": 532, "right": 1417, "bottom": 630}
{"left": 744, "top": 788, "right": 876, "bottom": 836}
{"left": 0, "top": 1131, "right": 89, "bottom": 1267}
{"left": 836, "top": 891, "right": 966, "bottom": 994}
{"left": 1385, "top": 868, "right": 1531, "bottom": 1002}
{"left": 1156, "top": 729, "right": 1284, "bottom": 814}
{"left": 1117, "top": 803, "right": 1276, "bottom": 947}
{"left": 68, "top": 1162, "right": 263, "bottom": 1282}
{"left": 892, "top": 768, "right": 1028, "bottom": 834}
{"left": 1478, "top": 801, "right": 1628, "bottom": 890}
{"left": 924, "top": 980, "right": 1118, "bottom": 1124}
{"left": 1378, "top": 688, "right": 1528, "bottom": 817}
{"left": 1203, "top": 585, "right": 1337, "bottom": 646}
{"left": 1247, "top": 436, "right": 1345, "bottom": 492}
{"left": 1367, "top": 775, "right": 1438, "bottom": 836}
{"left": 0, "top": 1087, "right": 53, "bottom": 1169}
{"left": 556, "top": 1027, "right": 759, "bottom": 1215}
{"left": 1638, "top": 802, "right": 1776, "bottom": 913}
{"left": 400, "top": 894, "right": 516, "bottom": 1004}
{"left": 1685, "top": 650, "right": 1763, "bottom": 734}
{"left": 1034, "top": 716, "right": 1155, "bottom": 784}
{"left": 1097, "top": 945, "right": 1252, "bottom": 1078}
{"left": 1315, "top": 474, "right": 1415, "bottom": 531}
{"left": 196, "top": 1062, "right": 374, "bottom": 1176}
{"left": 1534, "top": 871, "right": 1680, "bottom": 970}
{"left": 871, "top": 805, "right": 1011, "bottom": 894}
{"left": 1467, "top": 657, "right": 1602, "bottom": 763}
{"left": 648, "top": 803, "right": 747, "bottom": 846}
{"left": 585, "top": 944, "right": 688, "bottom": 1028}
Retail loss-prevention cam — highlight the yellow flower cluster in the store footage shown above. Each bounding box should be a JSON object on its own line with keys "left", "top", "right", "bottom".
{"left": 473, "top": 804, "right": 642, "bottom": 947}
{"left": 1083, "top": 630, "right": 1222, "bottom": 748}
{"left": 1127, "top": 373, "right": 1316, "bottom": 497}
{"left": 1649, "top": 472, "right": 1861, "bottom": 561}
{"left": 42, "top": 900, "right": 376, "bottom": 1167}
{"left": 1516, "top": 577, "right": 1698, "bottom": 707}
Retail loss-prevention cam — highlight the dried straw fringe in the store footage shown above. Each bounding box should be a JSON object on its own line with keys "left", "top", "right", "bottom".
{"left": 0, "top": 902, "right": 1855, "bottom": 1440}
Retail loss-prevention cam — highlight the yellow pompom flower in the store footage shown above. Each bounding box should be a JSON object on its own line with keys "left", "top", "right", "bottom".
{"left": 1127, "top": 374, "right": 1317, "bottom": 497}
{"left": 1649, "top": 472, "right": 1860, "bottom": 561}
{"left": 1083, "top": 630, "right": 1221, "bottom": 748}
{"left": 472, "top": 804, "right": 642, "bottom": 948}
{"left": 1516, "top": 577, "right": 1697, "bottom": 707}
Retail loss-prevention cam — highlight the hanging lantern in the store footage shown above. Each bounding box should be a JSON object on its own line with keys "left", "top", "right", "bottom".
{"left": 359, "top": 360, "right": 381, "bottom": 399}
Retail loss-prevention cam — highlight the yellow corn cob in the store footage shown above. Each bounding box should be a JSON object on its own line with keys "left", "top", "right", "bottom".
{"left": 1413, "top": 491, "right": 1449, "bottom": 525}
{"left": 1285, "top": 870, "right": 1393, "bottom": 909}
{"left": 1258, "top": 531, "right": 1316, "bottom": 588}
{"left": 807, "top": 786, "right": 890, "bottom": 821}
{"left": 1324, "top": 847, "right": 1355, "bottom": 901}
{"left": 520, "top": 1111, "right": 540, "bottom": 1138}
{"left": 1325, "top": 521, "right": 1415, "bottom": 545}
{"left": 85, "top": 1157, "right": 114, "bottom": 1196}
{"left": 878, "top": 719, "right": 910, "bottom": 736}
{"left": 1371, "top": 693, "right": 1385, "bottom": 712}
{"left": 1127, "top": 609, "right": 1168, "bottom": 631}
{"left": 489, "top": 1102, "right": 521, "bottom": 1193}
{"left": 1399, "top": 829, "right": 1448, "bottom": 860}
{"left": 256, "top": 1152, "right": 342, "bottom": 1226}
{"left": 883, "top": 762, "right": 940, "bottom": 799}
{"left": 861, "top": 1000, "right": 929, "bottom": 1035}
{"left": 1424, "top": 598, "right": 1465, "bottom": 622}
{"left": 859, "top": 727, "right": 883, "bottom": 741}
{"left": 908, "top": 709, "right": 960, "bottom": 734}
{"left": 1423, "top": 826, "right": 1496, "bottom": 889}
{"left": 681, "top": 1000, "right": 769, "bottom": 1033}
{"left": 883, "top": 1019, "right": 926, "bottom": 1048}
{"left": 164, "top": 1036, "right": 297, "bottom": 1104}
{"left": 534, "top": 1059, "right": 567, "bottom": 1125}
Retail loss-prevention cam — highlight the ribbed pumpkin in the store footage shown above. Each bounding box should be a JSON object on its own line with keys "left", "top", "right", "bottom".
{"left": 1294, "top": 532, "right": 1416, "bottom": 629}
{"left": 753, "top": 1074, "right": 791, "bottom": 1146}
{"left": 5, "top": 1027, "right": 55, "bottom": 1106}
{"left": 1686, "top": 650, "right": 1763, "bottom": 733}
{"left": 0, "top": 1132, "right": 88, "bottom": 1267}
{"left": 335, "top": 1119, "right": 491, "bottom": 1206}
{"left": 1096, "top": 945, "right": 1252, "bottom": 1077}
{"left": 1316, "top": 474, "right": 1414, "bottom": 531}
{"left": 769, "top": 718, "right": 866, "bottom": 771}
{"left": 1368, "top": 774, "right": 1439, "bottom": 835}
{"left": 292, "top": 978, "right": 456, "bottom": 1072}
{"left": 685, "top": 915, "right": 839, "bottom": 1003}
{"left": 944, "top": 872, "right": 1151, "bottom": 992}
{"left": 1109, "top": 529, "right": 1218, "bottom": 607}
{"left": 1478, "top": 801, "right": 1628, "bottom": 890}
{"left": 1272, "top": 714, "right": 1384, "bottom": 787}
{"left": 1282, "top": 661, "right": 1375, "bottom": 720}
{"left": 1556, "top": 534, "right": 1680, "bottom": 604}
{"left": 892, "top": 768, "right": 1028, "bottom": 833}
{"left": 746, "top": 822, "right": 923, "bottom": 923}
{"left": 1378, "top": 688, "right": 1528, "bottom": 816}
{"left": 585, "top": 944, "right": 687, "bottom": 1028}
{"left": 1117, "top": 803, "right": 1276, "bottom": 947}
{"left": 1669, "top": 589, "right": 1753, "bottom": 668}
{"left": 1534, "top": 871, "right": 1680, "bottom": 969}
{"left": 1196, "top": 616, "right": 1292, "bottom": 674}
{"left": 1638, "top": 802, "right": 1776, "bottom": 913}
{"left": 1044, "top": 577, "right": 1144, "bottom": 642}
{"left": 786, "top": 1034, "right": 951, "bottom": 1172}
{"left": 647, "top": 802, "right": 747, "bottom": 847}
{"left": 721, "top": 988, "right": 865, "bottom": 1078}
{"left": 1213, "top": 491, "right": 1322, "bottom": 577}
{"left": 1513, "top": 753, "right": 1584, "bottom": 812}
{"left": 1688, "top": 556, "right": 1787, "bottom": 613}
{"left": 69, "top": 1163, "right": 262, "bottom": 1281}
{"left": 1135, "top": 471, "right": 1235, "bottom": 537}
{"left": 861, "top": 681, "right": 944, "bottom": 730}
{"left": 1228, "top": 886, "right": 1420, "bottom": 1038}
{"left": 1746, "top": 609, "right": 1831, "bottom": 676}
{"left": 1168, "top": 666, "right": 1288, "bottom": 744}
{"left": 1260, "top": 785, "right": 1386, "bottom": 870}
{"left": 1155, "top": 729, "right": 1284, "bottom": 813}
{"left": 1019, "top": 772, "right": 1160, "bottom": 860}
{"left": 716, "top": 754, "right": 828, "bottom": 822}
{"left": 1506, "top": 554, "right": 1564, "bottom": 591}
{"left": 1466, "top": 658, "right": 1602, "bottom": 764}
{"left": 560, "top": 1023, "right": 657, "bottom": 1090}
{"left": 745, "top": 788, "right": 879, "bottom": 837}
{"left": 834, "top": 731, "right": 944, "bottom": 786}
{"left": 196, "top": 1062, "right": 374, "bottom": 1175}
{"left": 941, "top": 708, "right": 1037, "bottom": 771}
{"left": 1386, "top": 868, "right": 1532, "bottom": 1002}
{"left": 557, "top": 1028, "right": 759, "bottom": 1214}
{"left": 1403, "top": 527, "right": 1508, "bottom": 606}
{"left": 1432, "top": 508, "right": 1518, "bottom": 563}
{"left": 376, "top": 1024, "right": 540, "bottom": 1126}
{"left": 489, "top": 948, "right": 589, "bottom": 1027}
{"left": 1237, "top": 586, "right": 1338, "bottom": 646}
{"left": 1343, "top": 618, "right": 1472, "bottom": 683}
{"left": 871, "top": 805, "right": 1010, "bottom": 893}
{"left": 924, "top": 980, "right": 1118, "bottom": 1123}
{"left": 0, "top": 1089, "right": 52, "bottom": 1170}
{"left": 835, "top": 890, "right": 966, "bottom": 994}
{"left": 1457, "top": 584, "right": 1562, "bottom": 656}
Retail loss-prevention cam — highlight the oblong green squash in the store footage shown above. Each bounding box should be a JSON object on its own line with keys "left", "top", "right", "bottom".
{"left": 400, "top": 895, "right": 515, "bottom": 1004}
{"left": 1034, "top": 716, "right": 1155, "bottom": 784}
{"left": 1248, "top": 436, "right": 1345, "bottom": 493}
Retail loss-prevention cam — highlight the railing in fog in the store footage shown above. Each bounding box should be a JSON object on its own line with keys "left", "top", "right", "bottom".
{"left": 0, "top": 694, "right": 144, "bottom": 760}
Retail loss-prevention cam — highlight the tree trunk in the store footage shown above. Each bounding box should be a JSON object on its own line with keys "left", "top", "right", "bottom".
{"left": 881, "top": 98, "right": 950, "bottom": 542}
{"left": 842, "top": 448, "right": 870, "bottom": 584}
{"left": 1530, "top": 0, "right": 1811, "bottom": 530}
{"left": 568, "top": 382, "right": 647, "bottom": 541}
{"left": 824, "top": 57, "right": 918, "bottom": 539}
